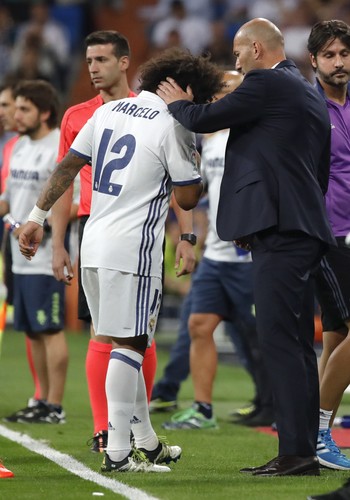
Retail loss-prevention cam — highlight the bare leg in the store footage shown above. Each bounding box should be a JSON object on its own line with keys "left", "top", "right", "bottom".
{"left": 43, "top": 330, "right": 69, "bottom": 405}
{"left": 318, "top": 330, "right": 344, "bottom": 382}
{"left": 189, "top": 313, "right": 222, "bottom": 403}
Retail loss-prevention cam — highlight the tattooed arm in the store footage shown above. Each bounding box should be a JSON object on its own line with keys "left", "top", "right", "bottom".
{"left": 19, "top": 152, "right": 86, "bottom": 260}
{"left": 38, "top": 152, "right": 85, "bottom": 210}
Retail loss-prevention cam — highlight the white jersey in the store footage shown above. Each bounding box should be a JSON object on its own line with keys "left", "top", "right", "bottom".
{"left": 201, "top": 130, "right": 251, "bottom": 263}
{"left": 70, "top": 91, "right": 201, "bottom": 278}
{"left": 1, "top": 129, "right": 60, "bottom": 275}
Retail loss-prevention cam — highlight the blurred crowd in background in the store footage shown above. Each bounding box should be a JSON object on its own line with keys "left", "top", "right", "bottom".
{"left": 1, "top": 1, "right": 350, "bottom": 101}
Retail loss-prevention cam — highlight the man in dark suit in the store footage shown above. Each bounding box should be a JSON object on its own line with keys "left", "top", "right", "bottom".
{"left": 157, "top": 17, "right": 336, "bottom": 476}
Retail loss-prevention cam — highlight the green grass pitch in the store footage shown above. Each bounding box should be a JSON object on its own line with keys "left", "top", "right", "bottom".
{"left": 0, "top": 329, "right": 349, "bottom": 499}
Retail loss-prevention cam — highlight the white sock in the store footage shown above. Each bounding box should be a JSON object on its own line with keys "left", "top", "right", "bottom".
{"left": 105, "top": 348, "right": 143, "bottom": 462}
{"left": 319, "top": 408, "right": 333, "bottom": 430}
{"left": 132, "top": 370, "right": 158, "bottom": 451}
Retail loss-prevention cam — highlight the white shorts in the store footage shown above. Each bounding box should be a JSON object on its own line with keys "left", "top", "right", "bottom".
{"left": 81, "top": 268, "right": 162, "bottom": 345}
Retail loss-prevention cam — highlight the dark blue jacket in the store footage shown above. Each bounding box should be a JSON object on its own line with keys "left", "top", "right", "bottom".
{"left": 168, "top": 60, "right": 335, "bottom": 245}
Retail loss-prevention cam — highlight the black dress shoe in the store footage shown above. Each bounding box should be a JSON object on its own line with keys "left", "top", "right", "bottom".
{"left": 240, "top": 456, "right": 279, "bottom": 473}
{"left": 253, "top": 455, "right": 320, "bottom": 476}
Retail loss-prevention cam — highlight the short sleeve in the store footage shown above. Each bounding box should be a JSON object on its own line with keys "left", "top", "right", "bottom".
{"left": 163, "top": 122, "right": 201, "bottom": 185}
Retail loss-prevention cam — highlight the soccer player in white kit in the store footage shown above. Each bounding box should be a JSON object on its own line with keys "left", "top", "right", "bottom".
{"left": 19, "top": 48, "right": 223, "bottom": 472}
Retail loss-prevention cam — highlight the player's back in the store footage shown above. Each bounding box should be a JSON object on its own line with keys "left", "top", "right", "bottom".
{"left": 72, "top": 90, "right": 199, "bottom": 277}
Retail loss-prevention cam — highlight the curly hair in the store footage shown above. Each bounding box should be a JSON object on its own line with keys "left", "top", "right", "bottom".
{"left": 138, "top": 48, "right": 224, "bottom": 104}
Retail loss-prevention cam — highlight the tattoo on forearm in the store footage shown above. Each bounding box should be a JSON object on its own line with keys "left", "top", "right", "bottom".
{"left": 37, "top": 152, "right": 86, "bottom": 211}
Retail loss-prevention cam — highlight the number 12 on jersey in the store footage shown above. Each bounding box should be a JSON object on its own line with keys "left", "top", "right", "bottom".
{"left": 93, "top": 129, "right": 136, "bottom": 197}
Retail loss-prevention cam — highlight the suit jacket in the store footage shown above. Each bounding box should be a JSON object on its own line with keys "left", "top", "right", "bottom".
{"left": 168, "top": 60, "right": 335, "bottom": 245}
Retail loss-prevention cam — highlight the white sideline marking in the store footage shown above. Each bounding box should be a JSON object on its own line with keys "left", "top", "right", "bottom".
{"left": 0, "top": 424, "right": 159, "bottom": 500}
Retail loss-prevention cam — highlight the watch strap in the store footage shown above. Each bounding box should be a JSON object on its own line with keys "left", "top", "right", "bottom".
{"left": 180, "top": 233, "right": 197, "bottom": 245}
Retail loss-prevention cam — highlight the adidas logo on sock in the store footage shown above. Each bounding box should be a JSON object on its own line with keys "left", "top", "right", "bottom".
{"left": 130, "top": 415, "right": 141, "bottom": 424}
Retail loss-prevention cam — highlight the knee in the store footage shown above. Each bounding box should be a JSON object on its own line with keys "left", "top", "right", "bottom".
{"left": 322, "top": 333, "right": 345, "bottom": 358}
{"left": 188, "top": 315, "right": 211, "bottom": 341}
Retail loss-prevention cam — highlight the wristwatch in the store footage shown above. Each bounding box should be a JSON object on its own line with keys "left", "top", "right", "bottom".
{"left": 180, "top": 233, "right": 197, "bottom": 245}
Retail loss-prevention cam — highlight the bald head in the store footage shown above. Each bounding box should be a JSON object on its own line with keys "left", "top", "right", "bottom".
{"left": 233, "top": 18, "right": 286, "bottom": 75}
{"left": 239, "top": 18, "right": 284, "bottom": 50}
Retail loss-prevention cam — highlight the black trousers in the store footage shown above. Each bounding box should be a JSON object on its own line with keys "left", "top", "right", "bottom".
{"left": 251, "top": 228, "right": 325, "bottom": 456}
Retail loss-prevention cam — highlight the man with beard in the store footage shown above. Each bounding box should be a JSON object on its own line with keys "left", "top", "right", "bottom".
{"left": 0, "top": 77, "right": 45, "bottom": 422}
{"left": 307, "top": 19, "right": 350, "bottom": 471}
{"left": 0, "top": 80, "right": 68, "bottom": 424}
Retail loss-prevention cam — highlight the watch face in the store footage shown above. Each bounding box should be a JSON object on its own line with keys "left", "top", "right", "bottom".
{"left": 181, "top": 233, "right": 197, "bottom": 245}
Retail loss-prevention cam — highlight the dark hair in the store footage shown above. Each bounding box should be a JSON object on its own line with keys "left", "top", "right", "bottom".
{"left": 171, "top": 0, "right": 184, "bottom": 9}
{"left": 138, "top": 48, "right": 223, "bottom": 104}
{"left": 14, "top": 80, "right": 60, "bottom": 128}
{"left": 85, "top": 30, "right": 130, "bottom": 59}
{"left": 0, "top": 75, "right": 22, "bottom": 96}
{"left": 307, "top": 20, "right": 350, "bottom": 57}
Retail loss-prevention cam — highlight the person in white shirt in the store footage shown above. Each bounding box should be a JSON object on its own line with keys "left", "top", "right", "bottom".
{"left": 0, "top": 80, "right": 68, "bottom": 424}
{"left": 161, "top": 72, "right": 273, "bottom": 430}
{"left": 18, "top": 47, "right": 223, "bottom": 473}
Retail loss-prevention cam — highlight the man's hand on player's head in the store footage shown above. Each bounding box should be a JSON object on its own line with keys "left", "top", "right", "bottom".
{"left": 157, "top": 77, "right": 194, "bottom": 105}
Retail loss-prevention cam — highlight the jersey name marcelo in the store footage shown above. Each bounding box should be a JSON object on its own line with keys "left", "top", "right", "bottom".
{"left": 111, "top": 100, "right": 160, "bottom": 120}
